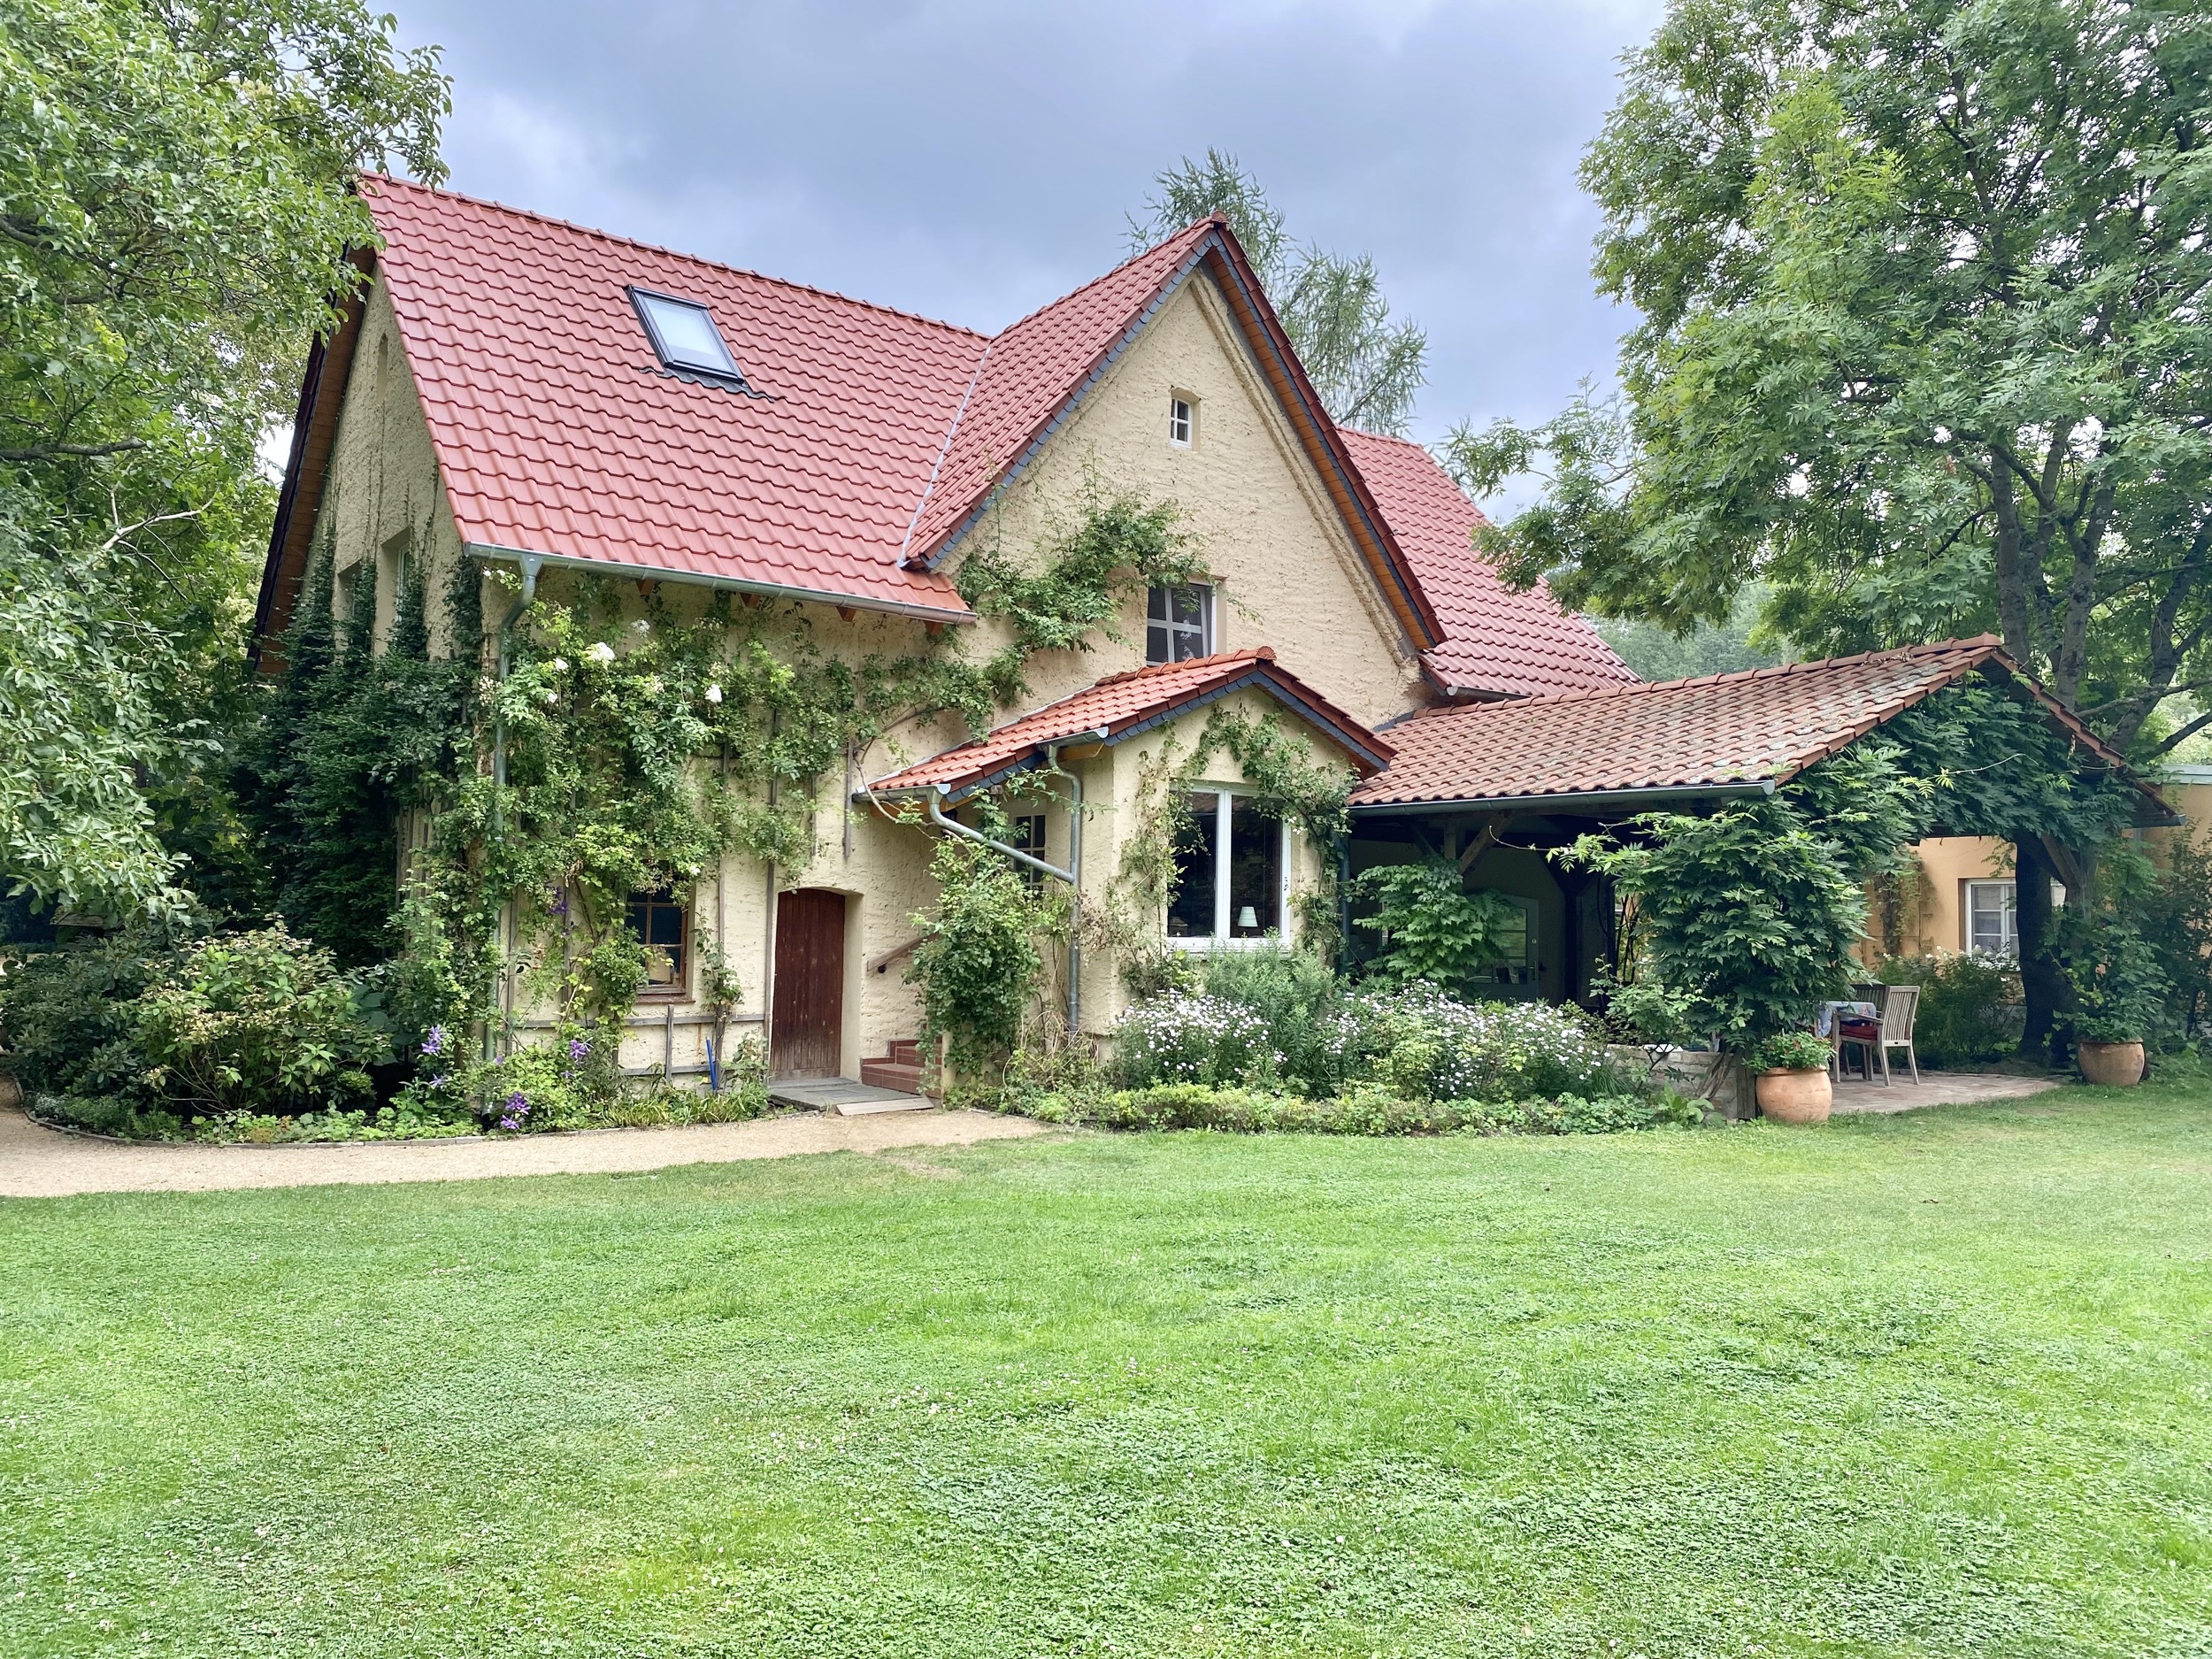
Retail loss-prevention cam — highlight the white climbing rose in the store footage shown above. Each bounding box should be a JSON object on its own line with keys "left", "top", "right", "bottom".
{"left": 704, "top": 684, "right": 724, "bottom": 704}
{"left": 586, "top": 641, "right": 616, "bottom": 664}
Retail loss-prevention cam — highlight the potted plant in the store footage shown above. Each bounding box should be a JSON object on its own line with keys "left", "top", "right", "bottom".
{"left": 2070, "top": 919, "right": 2170, "bottom": 1087}
{"left": 1748, "top": 1030, "right": 1835, "bottom": 1124}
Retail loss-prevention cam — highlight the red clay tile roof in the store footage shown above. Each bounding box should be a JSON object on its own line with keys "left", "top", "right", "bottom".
{"left": 258, "top": 182, "right": 1441, "bottom": 655}
{"left": 866, "top": 648, "right": 1394, "bottom": 802}
{"left": 360, "top": 177, "right": 981, "bottom": 619}
{"left": 1349, "top": 636, "right": 2147, "bottom": 810}
{"left": 1335, "top": 427, "right": 1636, "bottom": 699}
{"left": 900, "top": 219, "right": 1220, "bottom": 562}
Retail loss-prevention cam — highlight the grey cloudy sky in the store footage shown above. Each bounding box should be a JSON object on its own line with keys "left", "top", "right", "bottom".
{"left": 390, "top": 0, "right": 1663, "bottom": 455}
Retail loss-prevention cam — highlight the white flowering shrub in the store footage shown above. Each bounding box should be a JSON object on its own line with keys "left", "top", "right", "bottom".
{"left": 1326, "top": 983, "right": 1616, "bottom": 1102}
{"left": 1110, "top": 978, "right": 1620, "bottom": 1103}
{"left": 1110, "top": 992, "right": 1284, "bottom": 1088}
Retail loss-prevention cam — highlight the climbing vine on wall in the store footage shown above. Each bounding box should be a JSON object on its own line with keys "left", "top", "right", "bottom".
{"left": 1102, "top": 706, "right": 1357, "bottom": 990}
{"left": 252, "top": 485, "right": 1213, "bottom": 1067}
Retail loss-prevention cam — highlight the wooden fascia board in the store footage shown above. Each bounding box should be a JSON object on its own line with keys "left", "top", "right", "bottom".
{"left": 1194, "top": 237, "right": 1442, "bottom": 652}
{"left": 250, "top": 248, "right": 375, "bottom": 672}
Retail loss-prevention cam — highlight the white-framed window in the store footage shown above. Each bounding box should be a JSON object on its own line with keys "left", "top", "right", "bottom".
{"left": 1166, "top": 790, "right": 1289, "bottom": 946}
{"left": 1964, "top": 879, "right": 2016, "bottom": 956}
{"left": 1009, "top": 812, "right": 1046, "bottom": 893}
{"left": 1146, "top": 583, "right": 1213, "bottom": 663}
{"left": 1168, "top": 394, "right": 1194, "bottom": 447}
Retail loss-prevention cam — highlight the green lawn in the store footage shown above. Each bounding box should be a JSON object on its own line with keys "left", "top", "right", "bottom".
{"left": 4, "top": 1088, "right": 2210, "bottom": 1657}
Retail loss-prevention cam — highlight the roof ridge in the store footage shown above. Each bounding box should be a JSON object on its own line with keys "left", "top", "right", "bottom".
{"left": 1336, "top": 425, "right": 1426, "bottom": 451}
{"left": 361, "top": 174, "right": 992, "bottom": 342}
{"left": 1090, "top": 645, "right": 1274, "bottom": 689}
{"left": 982, "top": 217, "right": 1224, "bottom": 343}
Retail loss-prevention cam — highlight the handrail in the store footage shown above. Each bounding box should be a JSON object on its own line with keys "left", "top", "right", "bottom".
{"left": 868, "top": 936, "right": 926, "bottom": 976}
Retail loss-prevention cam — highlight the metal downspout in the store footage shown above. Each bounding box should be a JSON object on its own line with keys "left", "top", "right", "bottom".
{"left": 489, "top": 555, "right": 542, "bottom": 833}
{"left": 485, "top": 555, "right": 541, "bottom": 1064}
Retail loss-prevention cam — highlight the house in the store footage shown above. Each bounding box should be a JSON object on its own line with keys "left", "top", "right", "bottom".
{"left": 254, "top": 180, "right": 2164, "bottom": 1089}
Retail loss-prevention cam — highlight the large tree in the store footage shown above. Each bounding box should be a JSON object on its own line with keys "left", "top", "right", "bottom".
{"left": 1448, "top": 0, "right": 2209, "bottom": 1054}
{"left": 1130, "top": 150, "right": 1427, "bottom": 435}
{"left": 0, "top": 0, "right": 447, "bottom": 918}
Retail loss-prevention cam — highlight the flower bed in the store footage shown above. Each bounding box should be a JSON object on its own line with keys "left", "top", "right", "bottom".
{"left": 1010, "top": 1081, "right": 1699, "bottom": 1137}
{"left": 1110, "top": 975, "right": 1625, "bottom": 1104}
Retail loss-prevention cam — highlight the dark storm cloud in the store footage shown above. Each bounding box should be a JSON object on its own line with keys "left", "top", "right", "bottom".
{"left": 393, "top": 0, "right": 1662, "bottom": 446}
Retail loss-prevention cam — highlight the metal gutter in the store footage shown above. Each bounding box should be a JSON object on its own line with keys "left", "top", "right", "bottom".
{"left": 1348, "top": 780, "right": 1778, "bottom": 819}
{"left": 462, "top": 542, "right": 976, "bottom": 626}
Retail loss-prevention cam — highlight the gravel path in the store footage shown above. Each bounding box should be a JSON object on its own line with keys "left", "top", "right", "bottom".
{"left": 0, "top": 1105, "right": 1049, "bottom": 1198}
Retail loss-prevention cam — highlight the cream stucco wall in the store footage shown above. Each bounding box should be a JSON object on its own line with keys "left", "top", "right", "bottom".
{"left": 319, "top": 280, "right": 477, "bottom": 661}
{"left": 938, "top": 273, "right": 1431, "bottom": 733}
{"left": 315, "top": 263, "right": 1407, "bottom": 1082}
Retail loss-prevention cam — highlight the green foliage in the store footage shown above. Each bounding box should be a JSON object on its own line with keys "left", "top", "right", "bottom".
{"left": 3, "top": 922, "right": 389, "bottom": 1128}
{"left": 1592, "top": 584, "right": 1786, "bottom": 682}
{"left": 2135, "top": 828, "right": 2212, "bottom": 1041}
{"left": 0, "top": 0, "right": 448, "bottom": 917}
{"left": 1874, "top": 952, "right": 2022, "bottom": 1068}
{"left": 1776, "top": 741, "right": 1932, "bottom": 880}
{"left": 955, "top": 481, "right": 1202, "bottom": 701}
{"left": 1449, "top": 0, "right": 2212, "bottom": 763}
{"left": 910, "top": 831, "right": 1056, "bottom": 1078}
{"left": 2067, "top": 914, "right": 2173, "bottom": 1047}
{"left": 0, "top": 493, "right": 186, "bottom": 916}
{"left": 1748, "top": 1030, "right": 1835, "bottom": 1074}
{"left": 1877, "top": 682, "right": 2135, "bottom": 848}
{"left": 0, "top": 925, "right": 180, "bottom": 1104}
{"left": 1567, "top": 796, "right": 1869, "bottom": 1050}
{"left": 1130, "top": 150, "right": 1426, "bottom": 434}
{"left": 127, "top": 927, "right": 390, "bottom": 1116}
{"left": 1197, "top": 944, "right": 1340, "bottom": 1094}
{"left": 1352, "top": 859, "right": 1525, "bottom": 995}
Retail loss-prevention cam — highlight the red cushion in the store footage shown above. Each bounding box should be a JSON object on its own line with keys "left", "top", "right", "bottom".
{"left": 1839, "top": 1019, "right": 1880, "bottom": 1041}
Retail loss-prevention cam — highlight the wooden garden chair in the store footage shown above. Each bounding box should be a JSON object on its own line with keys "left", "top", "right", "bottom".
{"left": 1838, "top": 983, "right": 1921, "bottom": 1086}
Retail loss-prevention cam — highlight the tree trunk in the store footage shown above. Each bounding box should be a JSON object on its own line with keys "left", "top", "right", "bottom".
{"left": 2015, "top": 836, "right": 2067, "bottom": 1064}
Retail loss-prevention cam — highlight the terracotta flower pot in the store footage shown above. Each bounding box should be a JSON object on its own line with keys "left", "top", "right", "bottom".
{"left": 2077, "top": 1040, "right": 2145, "bottom": 1087}
{"left": 1755, "top": 1066, "right": 1832, "bottom": 1125}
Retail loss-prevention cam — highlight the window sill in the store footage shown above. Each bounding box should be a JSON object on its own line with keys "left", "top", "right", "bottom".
{"left": 1165, "top": 934, "right": 1285, "bottom": 953}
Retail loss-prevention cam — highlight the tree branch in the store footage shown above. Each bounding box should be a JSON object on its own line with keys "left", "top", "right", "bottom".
{"left": 0, "top": 440, "right": 149, "bottom": 462}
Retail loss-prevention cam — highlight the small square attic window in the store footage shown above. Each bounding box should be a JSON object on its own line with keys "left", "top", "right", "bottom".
{"left": 630, "top": 288, "right": 745, "bottom": 385}
{"left": 1169, "top": 395, "right": 1194, "bottom": 447}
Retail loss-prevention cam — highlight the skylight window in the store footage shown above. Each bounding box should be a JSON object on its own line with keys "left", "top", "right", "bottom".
{"left": 630, "top": 288, "right": 744, "bottom": 384}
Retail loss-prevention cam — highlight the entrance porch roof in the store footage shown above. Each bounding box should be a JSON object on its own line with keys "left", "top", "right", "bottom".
{"left": 864, "top": 648, "right": 1394, "bottom": 807}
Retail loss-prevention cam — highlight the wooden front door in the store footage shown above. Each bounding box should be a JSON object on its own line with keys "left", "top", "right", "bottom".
{"left": 771, "top": 888, "right": 846, "bottom": 1078}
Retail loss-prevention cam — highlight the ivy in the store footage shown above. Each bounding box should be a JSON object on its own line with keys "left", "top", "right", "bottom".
{"left": 955, "top": 480, "right": 1204, "bottom": 704}
{"left": 253, "top": 488, "right": 1214, "bottom": 1075}
{"left": 1102, "top": 706, "right": 1357, "bottom": 989}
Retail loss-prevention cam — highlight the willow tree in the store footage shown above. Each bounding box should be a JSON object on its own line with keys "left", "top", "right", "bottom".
{"left": 1130, "top": 150, "right": 1428, "bottom": 436}
{"left": 1449, "top": 0, "right": 2210, "bottom": 1054}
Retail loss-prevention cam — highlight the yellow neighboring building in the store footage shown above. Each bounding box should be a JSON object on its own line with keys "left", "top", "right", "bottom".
{"left": 1867, "top": 766, "right": 2212, "bottom": 964}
